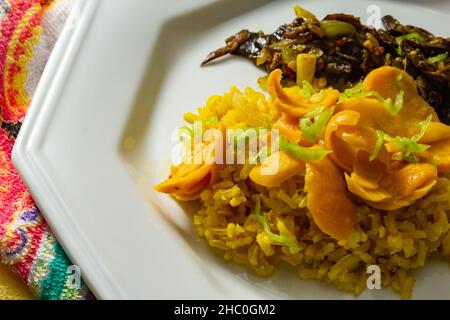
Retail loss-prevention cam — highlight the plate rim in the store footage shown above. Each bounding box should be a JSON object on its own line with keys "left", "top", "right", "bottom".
{"left": 12, "top": 0, "right": 450, "bottom": 300}
{"left": 11, "top": 0, "right": 123, "bottom": 299}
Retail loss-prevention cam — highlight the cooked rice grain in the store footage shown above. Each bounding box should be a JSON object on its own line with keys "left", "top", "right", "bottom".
{"left": 187, "top": 86, "right": 450, "bottom": 299}
{"left": 195, "top": 166, "right": 450, "bottom": 299}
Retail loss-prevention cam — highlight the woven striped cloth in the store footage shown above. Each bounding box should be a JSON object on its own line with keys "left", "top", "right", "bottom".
{"left": 0, "top": 0, "right": 92, "bottom": 300}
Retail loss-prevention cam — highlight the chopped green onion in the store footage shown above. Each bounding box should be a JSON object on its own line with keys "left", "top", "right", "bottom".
{"left": 254, "top": 195, "right": 300, "bottom": 254}
{"left": 389, "top": 136, "right": 430, "bottom": 162}
{"left": 299, "top": 118, "right": 313, "bottom": 139}
{"left": 427, "top": 53, "right": 448, "bottom": 64}
{"left": 378, "top": 76, "right": 404, "bottom": 113}
{"left": 310, "top": 90, "right": 326, "bottom": 103}
{"left": 320, "top": 20, "right": 356, "bottom": 38}
{"left": 178, "top": 126, "right": 193, "bottom": 139}
{"left": 372, "top": 116, "right": 432, "bottom": 163}
{"left": 299, "top": 108, "right": 334, "bottom": 142}
{"left": 393, "top": 74, "right": 405, "bottom": 113}
{"left": 384, "top": 134, "right": 430, "bottom": 163}
{"left": 411, "top": 115, "right": 433, "bottom": 142}
{"left": 301, "top": 80, "right": 316, "bottom": 99}
{"left": 341, "top": 79, "right": 405, "bottom": 114}
{"left": 370, "top": 130, "right": 385, "bottom": 161}
{"left": 342, "top": 83, "right": 365, "bottom": 98}
{"left": 279, "top": 136, "right": 331, "bottom": 161}
{"left": 395, "top": 32, "right": 423, "bottom": 54}
{"left": 393, "top": 92, "right": 404, "bottom": 113}
{"left": 303, "top": 105, "right": 324, "bottom": 118}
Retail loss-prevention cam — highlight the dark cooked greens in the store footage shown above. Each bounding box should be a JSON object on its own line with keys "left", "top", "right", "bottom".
{"left": 201, "top": 8, "right": 450, "bottom": 124}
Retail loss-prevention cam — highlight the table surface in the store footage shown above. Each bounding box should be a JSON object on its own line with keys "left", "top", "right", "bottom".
{"left": 0, "top": 264, "right": 34, "bottom": 300}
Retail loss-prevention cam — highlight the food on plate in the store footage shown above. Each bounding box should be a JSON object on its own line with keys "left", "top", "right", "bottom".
{"left": 202, "top": 6, "right": 450, "bottom": 124}
{"left": 155, "top": 7, "right": 450, "bottom": 299}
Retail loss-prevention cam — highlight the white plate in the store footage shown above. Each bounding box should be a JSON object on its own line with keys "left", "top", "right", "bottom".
{"left": 12, "top": 0, "right": 450, "bottom": 299}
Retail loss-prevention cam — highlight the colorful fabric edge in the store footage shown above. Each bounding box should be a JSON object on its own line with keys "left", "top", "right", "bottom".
{"left": 0, "top": 0, "right": 93, "bottom": 300}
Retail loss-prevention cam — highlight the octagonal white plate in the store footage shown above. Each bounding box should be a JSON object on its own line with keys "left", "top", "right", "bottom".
{"left": 12, "top": 0, "right": 450, "bottom": 299}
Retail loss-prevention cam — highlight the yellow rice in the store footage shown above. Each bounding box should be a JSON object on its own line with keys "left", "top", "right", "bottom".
{"left": 186, "top": 86, "right": 450, "bottom": 300}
